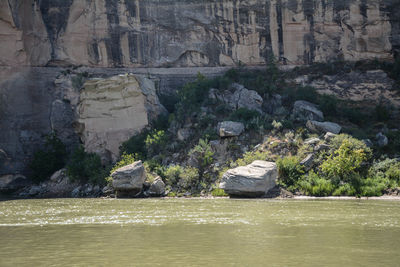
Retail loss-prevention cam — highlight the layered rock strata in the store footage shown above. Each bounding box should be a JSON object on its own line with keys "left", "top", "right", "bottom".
{"left": 0, "top": 0, "right": 398, "bottom": 68}
{"left": 77, "top": 74, "right": 166, "bottom": 161}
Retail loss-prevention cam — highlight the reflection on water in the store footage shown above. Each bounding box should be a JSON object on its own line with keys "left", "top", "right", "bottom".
{"left": 0, "top": 198, "right": 399, "bottom": 266}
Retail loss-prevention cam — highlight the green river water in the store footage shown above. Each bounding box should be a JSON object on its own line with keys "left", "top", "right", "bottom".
{"left": 0, "top": 198, "right": 399, "bottom": 266}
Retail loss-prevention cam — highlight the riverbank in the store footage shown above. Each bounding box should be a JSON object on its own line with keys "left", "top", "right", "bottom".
{"left": 3, "top": 61, "right": 400, "bottom": 199}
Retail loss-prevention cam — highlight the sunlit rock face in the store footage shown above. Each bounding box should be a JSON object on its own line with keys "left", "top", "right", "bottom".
{"left": 77, "top": 74, "right": 166, "bottom": 161}
{"left": 1, "top": 0, "right": 399, "bottom": 68}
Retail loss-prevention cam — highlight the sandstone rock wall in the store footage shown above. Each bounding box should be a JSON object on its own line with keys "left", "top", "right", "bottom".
{"left": 77, "top": 74, "right": 166, "bottom": 161}
{"left": 1, "top": 0, "right": 400, "bottom": 177}
{"left": 1, "top": 0, "right": 399, "bottom": 68}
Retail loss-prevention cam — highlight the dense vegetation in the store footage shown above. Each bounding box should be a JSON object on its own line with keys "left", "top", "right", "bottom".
{"left": 29, "top": 133, "right": 67, "bottom": 183}
{"left": 29, "top": 59, "right": 400, "bottom": 197}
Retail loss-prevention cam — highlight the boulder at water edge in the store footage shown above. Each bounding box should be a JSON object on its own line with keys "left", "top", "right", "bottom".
{"left": 219, "top": 160, "right": 277, "bottom": 197}
{"left": 111, "top": 161, "right": 146, "bottom": 197}
{"left": 148, "top": 177, "right": 166, "bottom": 197}
{"left": 0, "top": 174, "right": 30, "bottom": 193}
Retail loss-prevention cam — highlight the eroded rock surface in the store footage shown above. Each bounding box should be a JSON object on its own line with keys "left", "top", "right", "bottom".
{"left": 217, "top": 121, "right": 245, "bottom": 137}
{"left": 0, "top": 174, "right": 30, "bottom": 193}
{"left": 209, "top": 84, "right": 263, "bottom": 113}
{"left": 293, "top": 100, "right": 324, "bottom": 122}
{"left": 0, "top": 0, "right": 398, "bottom": 68}
{"left": 77, "top": 74, "right": 166, "bottom": 161}
{"left": 308, "top": 70, "right": 400, "bottom": 107}
{"left": 306, "top": 120, "right": 342, "bottom": 134}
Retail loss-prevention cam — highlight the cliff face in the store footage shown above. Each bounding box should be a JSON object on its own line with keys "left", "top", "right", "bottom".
{"left": 1, "top": 0, "right": 400, "bottom": 177}
{"left": 1, "top": 0, "right": 399, "bottom": 68}
{"left": 77, "top": 74, "right": 166, "bottom": 162}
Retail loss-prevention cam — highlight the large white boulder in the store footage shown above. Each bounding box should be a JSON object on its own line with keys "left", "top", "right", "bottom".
{"left": 219, "top": 160, "right": 277, "bottom": 197}
{"left": 111, "top": 161, "right": 146, "bottom": 197}
{"left": 77, "top": 74, "right": 166, "bottom": 161}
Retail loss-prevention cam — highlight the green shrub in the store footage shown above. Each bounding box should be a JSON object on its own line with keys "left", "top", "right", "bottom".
{"left": 359, "top": 177, "right": 390, "bottom": 197}
{"left": 167, "top": 191, "right": 177, "bottom": 197}
{"left": 329, "top": 134, "right": 371, "bottom": 153}
{"left": 332, "top": 184, "right": 356, "bottom": 196}
{"left": 386, "top": 164, "right": 400, "bottom": 183}
{"left": 110, "top": 153, "right": 136, "bottom": 174}
{"left": 386, "top": 131, "right": 400, "bottom": 154}
{"left": 145, "top": 130, "right": 167, "bottom": 157}
{"left": 298, "top": 171, "right": 335, "bottom": 196}
{"left": 151, "top": 114, "right": 170, "bottom": 131}
{"left": 272, "top": 120, "right": 283, "bottom": 131}
{"left": 294, "top": 86, "right": 318, "bottom": 102}
{"left": 164, "top": 165, "right": 200, "bottom": 191}
{"left": 143, "top": 159, "right": 166, "bottom": 180}
{"left": 321, "top": 139, "right": 369, "bottom": 182}
{"left": 224, "top": 68, "right": 239, "bottom": 81}
{"left": 235, "top": 150, "right": 271, "bottom": 167}
{"left": 158, "top": 93, "right": 179, "bottom": 113}
{"left": 375, "top": 104, "right": 390, "bottom": 121}
{"left": 29, "top": 133, "right": 67, "bottom": 183}
{"left": 178, "top": 167, "right": 200, "bottom": 190}
{"left": 201, "top": 127, "right": 219, "bottom": 141}
{"left": 66, "top": 146, "right": 107, "bottom": 185}
{"left": 211, "top": 188, "right": 228, "bottom": 197}
{"left": 164, "top": 165, "right": 183, "bottom": 186}
{"left": 228, "top": 108, "right": 260, "bottom": 122}
{"left": 318, "top": 94, "right": 337, "bottom": 117}
{"left": 189, "top": 139, "right": 214, "bottom": 176}
{"left": 175, "top": 73, "right": 214, "bottom": 121}
{"left": 120, "top": 129, "right": 149, "bottom": 159}
{"left": 276, "top": 156, "right": 304, "bottom": 187}
{"left": 368, "top": 158, "right": 400, "bottom": 185}
{"left": 340, "top": 106, "right": 365, "bottom": 125}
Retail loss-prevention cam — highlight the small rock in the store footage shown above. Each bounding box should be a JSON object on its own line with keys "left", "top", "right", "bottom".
{"left": 315, "top": 144, "right": 331, "bottom": 152}
{"left": 362, "top": 139, "right": 374, "bottom": 148}
{"left": 293, "top": 100, "right": 324, "bottom": 122}
{"left": 71, "top": 186, "right": 81, "bottom": 197}
{"left": 93, "top": 185, "right": 100, "bottom": 194}
{"left": 177, "top": 128, "right": 193, "bottom": 141}
{"left": 28, "top": 185, "right": 42, "bottom": 196}
{"left": 217, "top": 121, "right": 245, "bottom": 137}
{"left": 102, "top": 185, "right": 114, "bottom": 195}
{"left": 50, "top": 169, "right": 67, "bottom": 183}
{"left": 300, "top": 154, "right": 314, "bottom": 170}
{"left": 306, "top": 120, "right": 341, "bottom": 134}
{"left": 304, "top": 137, "right": 320, "bottom": 146}
{"left": 264, "top": 94, "right": 286, "bottom": 115}
{"left": 149, "top": 177, "right": 166, "bottom": 197}
{"left": 324, "top": 132, "right": 337, "bottom": 141}
{"left": 85, "top": 184, "right": 93, "bottom": 194}
{"left": 230, "top": 83, "right": 263, "bottom": 113}
{"left": 376, "top": 132, "right": 388, "bottom": 147}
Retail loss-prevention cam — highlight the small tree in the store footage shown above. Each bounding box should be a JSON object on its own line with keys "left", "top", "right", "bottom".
{"left": 29, "top": 132, "right": 67, "bottom": 183}
{"left": 66, "top": 146, "right": 107, "bottom": 185}
{"left": 189, "top": 139, "right": 214, "bottom": 178}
